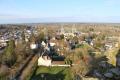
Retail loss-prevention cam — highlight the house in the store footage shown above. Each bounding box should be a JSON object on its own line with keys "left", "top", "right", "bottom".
{"left": 105, "top": 43, "right": 113, "bottom": 50}
{"left": 30, "top": 43, "right": 38, "bottom": 50}
{"left": 38, "top": 55, "right": 65, "bottom": 66}
{"left": 38, "top": 45, "right": 65, "bottom": 66}
{"left": 0, "top": 37, "right": 9, "bottom": 47}
{"left": 104, "top": 42, "right": 119, "bottom": 50}
{"left": 38, "top": 56, "right": 52, "bottom": 66}
{"left": 64, "top": 33, "right": 75, "bottom": 38}
{"left": 24, "top": 29, "right": 32, "bottom": 42}
{"left": 38, "top": 45, "right": 52, "bottom": 66}
{"left": 38, "top": 35, "right": 66, "bottom": 66}
{"left": 41, "top": 41, "right": 46, "bottom": 47}
{"left": 49, "top": 42, "right": 55, "bottom": 47}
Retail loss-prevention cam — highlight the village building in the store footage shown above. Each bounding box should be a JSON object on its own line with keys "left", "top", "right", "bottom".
{"left": 38, "top": 56, "right": 52, "bottom": 66}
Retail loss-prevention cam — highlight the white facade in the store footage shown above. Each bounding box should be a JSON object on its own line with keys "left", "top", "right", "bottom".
{"left": 41, "top": 41, "right": 46, "bottom": 47}
{"left": 64, "top": 33, "right": 75, "bottom": 38}
{"left": 0, "top": 39, "right": 8, "bottom": 47}
{"left": 30, "top": 43, "right": 37, "bottom": 49}
{"left": 50, "top": 42, "right": 55, "bottom": 47}
{"left": 38, "top": 56, "right": 52, "bottom": 66}
{"left": 0, "top": 42, "right": 7, "bottom": 47}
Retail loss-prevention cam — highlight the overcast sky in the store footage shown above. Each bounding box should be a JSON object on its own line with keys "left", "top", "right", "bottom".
{"left": 0, "top": 0, "right": 120, "bottom": 24}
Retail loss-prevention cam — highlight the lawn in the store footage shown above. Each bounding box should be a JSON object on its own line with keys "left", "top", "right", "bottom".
{"left": 31, "top": 66, "right": 73, "bottom": 80}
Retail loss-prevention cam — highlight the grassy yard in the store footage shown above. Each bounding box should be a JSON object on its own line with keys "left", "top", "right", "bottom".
{"left": 31, "top": 66, "right": 73, "bottom": 80}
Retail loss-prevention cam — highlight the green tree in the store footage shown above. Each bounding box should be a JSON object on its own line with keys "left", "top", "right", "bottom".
{"left": 2, "top": 40, "right": 16, "bottom": 67}
{"left": 89, "top": 28, "right": 94, "bottom": 32}
{"left": 65, "top": 58, "right": 72, "bottom": 66}
{"left": 29, "top": 33, "right": 36, "bottom": 42}
{"left": 60, "top": 34, "right": 64, "bottom": 39}
{"left": 37, "top": 32, "right": 45, "bottom": 42}
{"left": 73, "top": 36, "right": 79, "bottom": 44}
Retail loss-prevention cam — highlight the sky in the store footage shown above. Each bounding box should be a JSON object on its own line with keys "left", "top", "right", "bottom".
{"left": 0, "top": 0, "right": 120, "bottom": 24}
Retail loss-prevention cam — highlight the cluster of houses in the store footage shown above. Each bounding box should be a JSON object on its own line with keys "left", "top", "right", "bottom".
{"left": 37, "top": 39, "right": 66, "bottom": 66}
{"left": 90, "top": 51, "right": 120, "bottom": 80}
{"left": 1, "top": 25, "right": 120, "bottom": 68}
{"left": 35, "top": 26, "right": 120, "bottom": 67}
{"left": 104, "top": 36, "right": 120, "bottom": 50}
{"left": 36, "top": 26, "right": 93, "bottom": 66}
{"left": 0, "top": 26, "right": 38, "bottom": 50}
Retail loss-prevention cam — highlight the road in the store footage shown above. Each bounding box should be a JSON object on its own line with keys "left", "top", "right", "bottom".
{"left": 12, "top": 54, "right": 38, "bottom": 80}
{"left": 18, "top": 55, "right": 38, "bottom": 80}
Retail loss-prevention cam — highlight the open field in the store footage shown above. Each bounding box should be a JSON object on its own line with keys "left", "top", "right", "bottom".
{"left": 31, "top": 66, "right": 72, "bottom": 80}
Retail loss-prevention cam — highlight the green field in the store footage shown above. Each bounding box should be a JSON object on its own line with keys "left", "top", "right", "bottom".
{"left": 31, "top": 66, "right": 73, "bottom": 80}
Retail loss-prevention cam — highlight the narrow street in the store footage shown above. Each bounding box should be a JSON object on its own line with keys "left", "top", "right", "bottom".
{"left": 18, "top": 55, "right": 38, "bottom": 80}
{"left": 12, "top": 54, "right": 39, "bottom": 80}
